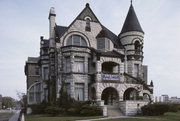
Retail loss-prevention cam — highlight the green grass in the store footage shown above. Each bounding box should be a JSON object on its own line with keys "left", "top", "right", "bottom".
{"left": 25, "top": 115, "right": 103, "bottom": 121}
{"left": 25, "top": 112, "right": 180, "bottom": 121}
{"left": 102, "top": 112, "right": 180, "bottom": 121}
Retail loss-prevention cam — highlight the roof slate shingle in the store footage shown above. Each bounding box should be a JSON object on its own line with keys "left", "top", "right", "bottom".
{"left": 120, "top": 4, "right": 144, "bottom": 34}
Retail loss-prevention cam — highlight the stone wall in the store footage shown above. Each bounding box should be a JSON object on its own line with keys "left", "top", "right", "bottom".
{"left": 26, "top": 64, "right": 40, "bottom": 90}
{"left": 119, "top": 101, "right": 148, "bottom": 116}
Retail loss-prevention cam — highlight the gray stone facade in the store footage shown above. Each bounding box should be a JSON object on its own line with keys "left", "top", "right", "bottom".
{"left": 25, "top": 3, "right": 153, "bottom": 116}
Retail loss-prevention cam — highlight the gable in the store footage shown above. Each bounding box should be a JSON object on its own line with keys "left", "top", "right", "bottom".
{"left": 76, "top": 3, "right": 100, "bottom": 23}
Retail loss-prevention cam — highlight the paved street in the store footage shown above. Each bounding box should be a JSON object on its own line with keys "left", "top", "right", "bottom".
{"left": 0, "top": 110, "right": 15, "bottom": 121}
{"left": 9, "top": 110, "right": 20, "bottom": 121}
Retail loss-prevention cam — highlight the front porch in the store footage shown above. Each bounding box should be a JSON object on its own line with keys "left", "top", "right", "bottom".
{"left": 93, "top": 84, "right": 152, "bottom": 116}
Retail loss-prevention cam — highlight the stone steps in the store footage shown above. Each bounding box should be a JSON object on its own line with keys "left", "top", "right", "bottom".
{"left": 107, "top": 105, "right": 124, "bottom": 116}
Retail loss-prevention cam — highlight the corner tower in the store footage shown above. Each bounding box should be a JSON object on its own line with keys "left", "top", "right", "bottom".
{"left": 49, "top": 7, "right": 56, "bottom": 48}
{"left": 48, "top": 7, "right": 56, "bottom": 103}
{"left": 119, "top": 2, "right": 144, "bottom": 78}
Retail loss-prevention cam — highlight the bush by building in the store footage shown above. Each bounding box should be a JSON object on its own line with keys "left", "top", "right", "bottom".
{"left": 141, "top": 103, "right": 180, "bottom": 116}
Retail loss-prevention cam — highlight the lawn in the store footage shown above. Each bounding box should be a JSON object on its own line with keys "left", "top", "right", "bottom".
{"left": 25, "top": 112, "right": 180, "bottom": 121}
{"left": 25, "top": 115, "right": 103, "bottom": 121}
{"left": 102, "top": 112, "right": 180, "bottom": 121}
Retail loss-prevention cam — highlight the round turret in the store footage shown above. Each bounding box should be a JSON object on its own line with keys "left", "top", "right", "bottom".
{"left": 119, "top": 3, "right": 144, "bottom": 78}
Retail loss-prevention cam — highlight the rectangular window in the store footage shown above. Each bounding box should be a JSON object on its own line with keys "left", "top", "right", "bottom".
{"left": 66, "top": 57, "right": 71, "bottom": 73}
{"left": 75, "top": 57, "right": 84, "bottom": 73}
{"left": 35, "top": 67, "right": 40, "bottom": 75}
{"left": 97, "top": 38, "right": 105, "bottom": 50}
{"left": 73, "top": 36, "right": 80, "bottom": 46}
{"left": 36, "top": 83, "right": 41, "bottom": 92}
{"left": 75, "top": 83, "right": 84, "bottom": 101}
{"left": 105, "top": 39, "right": 110, "bottom": 50}
{"left": 36, "top": 92, "right": 41, "bottom": 103}
{"left": 134, "top": 64, "right": 139, "bottom": 77}
{"left": 43, "top": 67, "right": 49, "bottom": 80}
{"left": 29, "top": 92, "right": 34, "bottom": 103}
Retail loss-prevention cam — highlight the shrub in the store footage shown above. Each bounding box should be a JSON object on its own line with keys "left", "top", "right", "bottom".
{"left": 80, "top": 104, "right": 102, "bottom": 116}
{"left": 67, "top": 108, "right": 77, "bottom": 115}
{"left": 45, "top": 106, "right": 64, "bottom": 116}
{"left": 168, "top": 103, "right": 180, "bottom": 112}
{"left": 141, "top": 103, "right": 180, "bottom": 116}
{"left": 28, "top": 104, "right": 47, "bottom": 114}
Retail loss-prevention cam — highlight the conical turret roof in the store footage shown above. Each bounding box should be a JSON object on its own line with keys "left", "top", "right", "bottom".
{"left": 120, "top": 4, "right": 144, "bottom": 34}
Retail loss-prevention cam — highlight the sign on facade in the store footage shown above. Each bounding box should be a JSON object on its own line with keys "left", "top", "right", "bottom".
{"left": 102, "top": 74, "right": 120, "bottom": 81}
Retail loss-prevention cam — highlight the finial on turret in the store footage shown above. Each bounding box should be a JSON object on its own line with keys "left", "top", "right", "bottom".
{"left": 86, "top": 3, "right": 90, "bottom": 7}
{"left": 150, "top": 80, "right": 154, "bottom": 86}
{"left": 130, "top": 0, "right": 132, "bottom": 5}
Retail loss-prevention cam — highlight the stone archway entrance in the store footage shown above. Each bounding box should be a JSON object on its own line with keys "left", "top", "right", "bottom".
{"left": 101, "top": 87, "right": 119, "bottom": 106}
{"left": 123, "top": 88, "right": 138, "bottom": 100}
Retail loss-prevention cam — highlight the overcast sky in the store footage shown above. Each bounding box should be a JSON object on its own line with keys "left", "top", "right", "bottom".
{"left": 0, "top": 0, "right": 180, "bottom": 99}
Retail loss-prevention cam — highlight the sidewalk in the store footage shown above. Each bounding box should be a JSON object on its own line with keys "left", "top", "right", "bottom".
{"left": 76, "top": 116, "right": 129, "bottom": 121}
{"left": 75, "top": 116, "right": 164, "bottom": 121}
{"left": 9, "top": 110, "right": 20, "bottom": 121}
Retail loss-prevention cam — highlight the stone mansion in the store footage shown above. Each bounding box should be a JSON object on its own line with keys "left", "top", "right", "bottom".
{"left": 25, "top": 3, "right": 153, "bottom": 116}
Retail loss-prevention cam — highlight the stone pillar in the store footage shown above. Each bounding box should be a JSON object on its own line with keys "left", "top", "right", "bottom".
{"left": 84, "top": 82, "right": 88, "bottom": 101}
{"left": 119, "top": 91, "right": 124, "bottom": 101}
{"left": 95, "top": 83, "right": 101, "bottom": 101}
{"left": 84, "top": 57, "right": 88, "bottom": 73}
{"left": 96, "top": 61, "right": 101, "bottom": 73}
{"left": 113, "top": 66, "right": 118, "bottom": 73}
{"left": 120, "top": 63, "right": 124, "bottom": 74}
{"left": 96, "top": 61, "right": 101, "bottom": 82}
{"left": 71, "top": 55, "right": 74, "bottom": 72}
{"left": 70, "top": 81, "right": 75, "bottom": 99}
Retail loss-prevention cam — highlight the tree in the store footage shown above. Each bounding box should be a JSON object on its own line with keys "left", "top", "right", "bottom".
{"left": 58, "top": 82, "right": 75, "bottom": 111}
{"left": 2, "top": 97, "right": 16, "bottom": 109}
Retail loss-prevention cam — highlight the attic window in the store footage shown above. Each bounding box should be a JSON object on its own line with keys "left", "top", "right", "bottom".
{"left": 97, "top": 38, "right": 110, "bottom": 50}
{"left": 85, "top": 18, "right": 91, "bottom": 31}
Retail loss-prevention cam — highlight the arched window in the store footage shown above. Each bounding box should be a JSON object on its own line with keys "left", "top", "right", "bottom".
{"left": 28, "top": 83, "right": 41, "bottom": 104}
{"left": 66, "top": 35, "right": 87, "bottom": 46}
{"left": 135, "top": 41, "right": 141, "bottom": 50}
{"left": 85, "top": 18, "right": 91, "bottom": 31}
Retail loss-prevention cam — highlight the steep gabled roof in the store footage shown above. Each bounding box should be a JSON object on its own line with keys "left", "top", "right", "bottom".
{"left": 76, "top": 3, "right": 100, "bottom": 22}
{"left": 96, "top": 26, "right": 124, "bottom": 49}
{"left": 27, "top": 57, "right": 39, "bottom": 63}
{"left": 55, "top": 25, "right": 68, "bottom": 37}
{"left": 96, "top": 29, "right": 110, "bottom": 39}
{"left": 120, "top": 4, "right": 144, "bottom": 34}
{"left": 55, "top": 3, "right": 100, "bottom": 38}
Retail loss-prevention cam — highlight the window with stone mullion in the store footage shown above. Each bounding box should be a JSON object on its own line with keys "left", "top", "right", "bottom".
{"left": 73, "top": 35, "right": 81, "bottom": 46}
{"left": 75, "top": 57, "right": 84, "bottom": 73}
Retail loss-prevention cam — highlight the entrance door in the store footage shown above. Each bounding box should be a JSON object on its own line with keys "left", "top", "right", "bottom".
{"left": 101, "top": 87, "right": 118, "bottom": 105}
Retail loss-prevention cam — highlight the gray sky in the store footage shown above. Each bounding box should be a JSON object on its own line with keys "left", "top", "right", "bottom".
{"left": 0, "top": 0, "right": 180, "bottom": 99}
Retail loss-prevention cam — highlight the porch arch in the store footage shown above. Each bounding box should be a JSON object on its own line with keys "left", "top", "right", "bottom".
{"left": 123, "top": 88, "right": 138, "bottom": 100}
{"left": 101, "top": 87, "right": 119, "bottom": 105}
